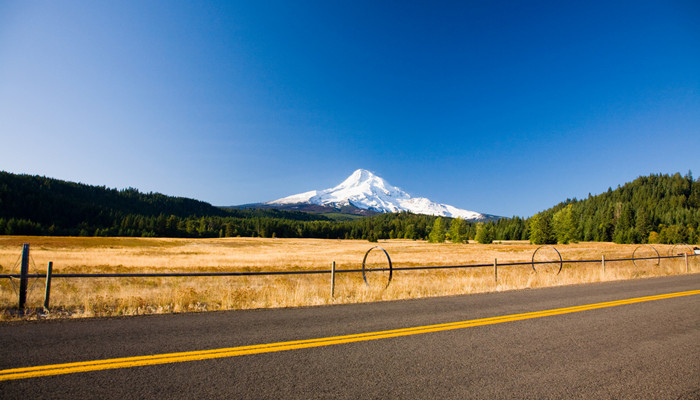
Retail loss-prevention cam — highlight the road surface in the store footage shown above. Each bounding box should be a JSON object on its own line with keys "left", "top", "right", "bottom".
{"left": 1, "top": 274, "right": 699, "bottom": 399}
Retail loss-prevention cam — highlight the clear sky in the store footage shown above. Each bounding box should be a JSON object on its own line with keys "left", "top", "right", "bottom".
{"left": 1, "top": 1, "right": 699, "bottom": 217}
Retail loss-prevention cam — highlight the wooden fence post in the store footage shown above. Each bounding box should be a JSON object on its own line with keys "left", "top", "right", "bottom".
{"left": 19, "top": 244, "right": 30, "bottom": 310}
{"left": 602, "top": 255, "right": 605, "bottom": 274}
{"left": 330, "top": 261, "right": 336, "bottom": 298}
{"left": 684, "top": 253, "right": 688, "bottom": 273}
{"left": 44, "top": 262, "right": 53, "bottom": 311}
{"left": 494, "top": 258, "right": 498, "bottom": 283}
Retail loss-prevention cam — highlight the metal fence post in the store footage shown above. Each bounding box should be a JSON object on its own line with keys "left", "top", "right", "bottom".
{"left": 19, "top": 243, "right": 30, "bottom": 310}
{"left": 494, "top": 258, "right": 498, "bottom": 283}
{"left": 330, "top": 261, "right": 336, "bottom": 298}
{"left": 44, "top": 262, "right": 53, "bottom": 311}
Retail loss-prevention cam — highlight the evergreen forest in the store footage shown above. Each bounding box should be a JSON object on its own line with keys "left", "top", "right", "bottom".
{"left": 524, "top": 172, "right": 700, "bottom": 245}
{"left": 1, "top": 171, "right": 698, "bottom": 244}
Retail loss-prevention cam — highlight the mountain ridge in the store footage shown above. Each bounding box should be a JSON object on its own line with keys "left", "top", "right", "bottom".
{"left": 266, "top": 169, "right": 499, "bottom": 222}
{"left": 0, "top": 170, "right": 696, "bottom": 244}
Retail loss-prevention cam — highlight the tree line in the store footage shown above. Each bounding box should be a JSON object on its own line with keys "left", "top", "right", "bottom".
{"left": 0, "top": 208, "right": 441, "bottom": 240}
{"left": 524, "top": 172, "right": 700, "bottom": 245}
{"left": 0, "top": 171, "right": 328, "bottom": 237}
{"left": 0, "top": 171, "right": 440, "bottom": 239}
{"left": 425, "top": 171, "right": 699, "bottom": 245}
{"left": 1, "top": 171, "right": 698, "bottom": 244}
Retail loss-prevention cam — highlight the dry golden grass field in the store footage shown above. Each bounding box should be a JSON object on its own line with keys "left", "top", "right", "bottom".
{"left": 0, "top": 236, "right": 697, "bottom": 320}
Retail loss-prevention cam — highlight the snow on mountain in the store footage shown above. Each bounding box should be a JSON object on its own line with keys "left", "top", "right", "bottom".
{"left": 268, "top": 169, "right": 492, "bottom": 221}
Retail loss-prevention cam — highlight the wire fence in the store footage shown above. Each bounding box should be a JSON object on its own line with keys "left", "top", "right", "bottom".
{"left": 0, "top": 255, "right": 690, "bottom": 279}
{"left": 1, "top": 243, "right": 698, "bottom": 311}
{"left": 0, "top": 248, "right": 696, "bottom": 279}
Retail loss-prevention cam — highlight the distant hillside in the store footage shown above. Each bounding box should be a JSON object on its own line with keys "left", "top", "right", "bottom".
{"left": 0, "top": 171, "right": 227, "bottom": 222}
{"left": 0, "top": 171, "right": 453, "bottom": 240}
{"left": 2, "top": 171, "right": 697, "bottom": 244}
{"left": 0, "top": 171, "right": 328, "bottom": 236}
{"left": 232, "top": 202, "right": 380, "bottom": 217}
{"left": 526, "top": 172, "right": 700, "bottom": 244}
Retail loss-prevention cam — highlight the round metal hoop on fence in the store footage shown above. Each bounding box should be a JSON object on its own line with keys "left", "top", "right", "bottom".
{"left": 669, "top": 244, "right": 693, "bottom": 257}
{"left": 632, "top": 244, "right": 660, "bottom": 268}
{"left": 531, "top": 245, "right": 563, "bottom": 274}
{"left": 362, "top": 246, "right": 393, "bottom": 289}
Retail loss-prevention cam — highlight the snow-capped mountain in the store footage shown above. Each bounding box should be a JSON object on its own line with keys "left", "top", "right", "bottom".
{"left": 268, "top": 169, "right": 496, "bottom": 221}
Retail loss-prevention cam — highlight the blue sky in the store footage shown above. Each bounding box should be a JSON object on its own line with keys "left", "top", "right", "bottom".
{"left": 1, "top": 1, "right": 699, "bottom": 217}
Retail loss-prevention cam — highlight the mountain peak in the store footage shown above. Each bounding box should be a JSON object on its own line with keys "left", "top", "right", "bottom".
{"left": 341, "top": 169, "right": 380, "bottom": 184}
{"left": 268, "top": 170, "right": 495, "bottom": 221}
{"left": 337, "top": 169, "right": 394, "bottom": 192}
{"left": 350, "top": 168, "right": 374, "bottom": 179}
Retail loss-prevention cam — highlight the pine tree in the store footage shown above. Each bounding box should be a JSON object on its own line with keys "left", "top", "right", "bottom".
{"left": 474, "top": 223, "right": 493, "bottom": 244}
{"left": 529, "top": 213, "right": 555, "bottom": 244}
{"left": 552, "top": 205, "right": 578, "bottom": 244}
{"left": 635, "top": 207, "right": 652, "bottom": 242}
{"left": 448, "top": 218, "right": 467, "bottom": 243}
{"left": 404, "top": 224, "right": 417, "bottom": 240}
{"left": 428, "top": 217, "right": 446, "bottom": 243}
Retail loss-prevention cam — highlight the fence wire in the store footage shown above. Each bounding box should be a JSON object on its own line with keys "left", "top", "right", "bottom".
{"left": 0, "top": 254, "right": 695, "bottom": 279}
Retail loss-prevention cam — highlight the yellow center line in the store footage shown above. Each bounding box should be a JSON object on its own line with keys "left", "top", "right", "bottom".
{"left": 2, "top": 289, "right": 698, "bottom": 381}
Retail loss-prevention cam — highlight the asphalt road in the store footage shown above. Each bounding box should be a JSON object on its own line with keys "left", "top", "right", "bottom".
{"left": 1, "top": 274, "right": 699, "bottom": 399}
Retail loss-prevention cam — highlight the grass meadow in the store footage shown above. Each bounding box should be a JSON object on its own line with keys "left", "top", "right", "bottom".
{"left": 0, "top": 236, "right": 697, "bottom": 320}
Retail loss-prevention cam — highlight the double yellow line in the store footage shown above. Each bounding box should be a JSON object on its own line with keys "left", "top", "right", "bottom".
{"left": 2, "top": 289, "right": 699, "bottom": 381}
